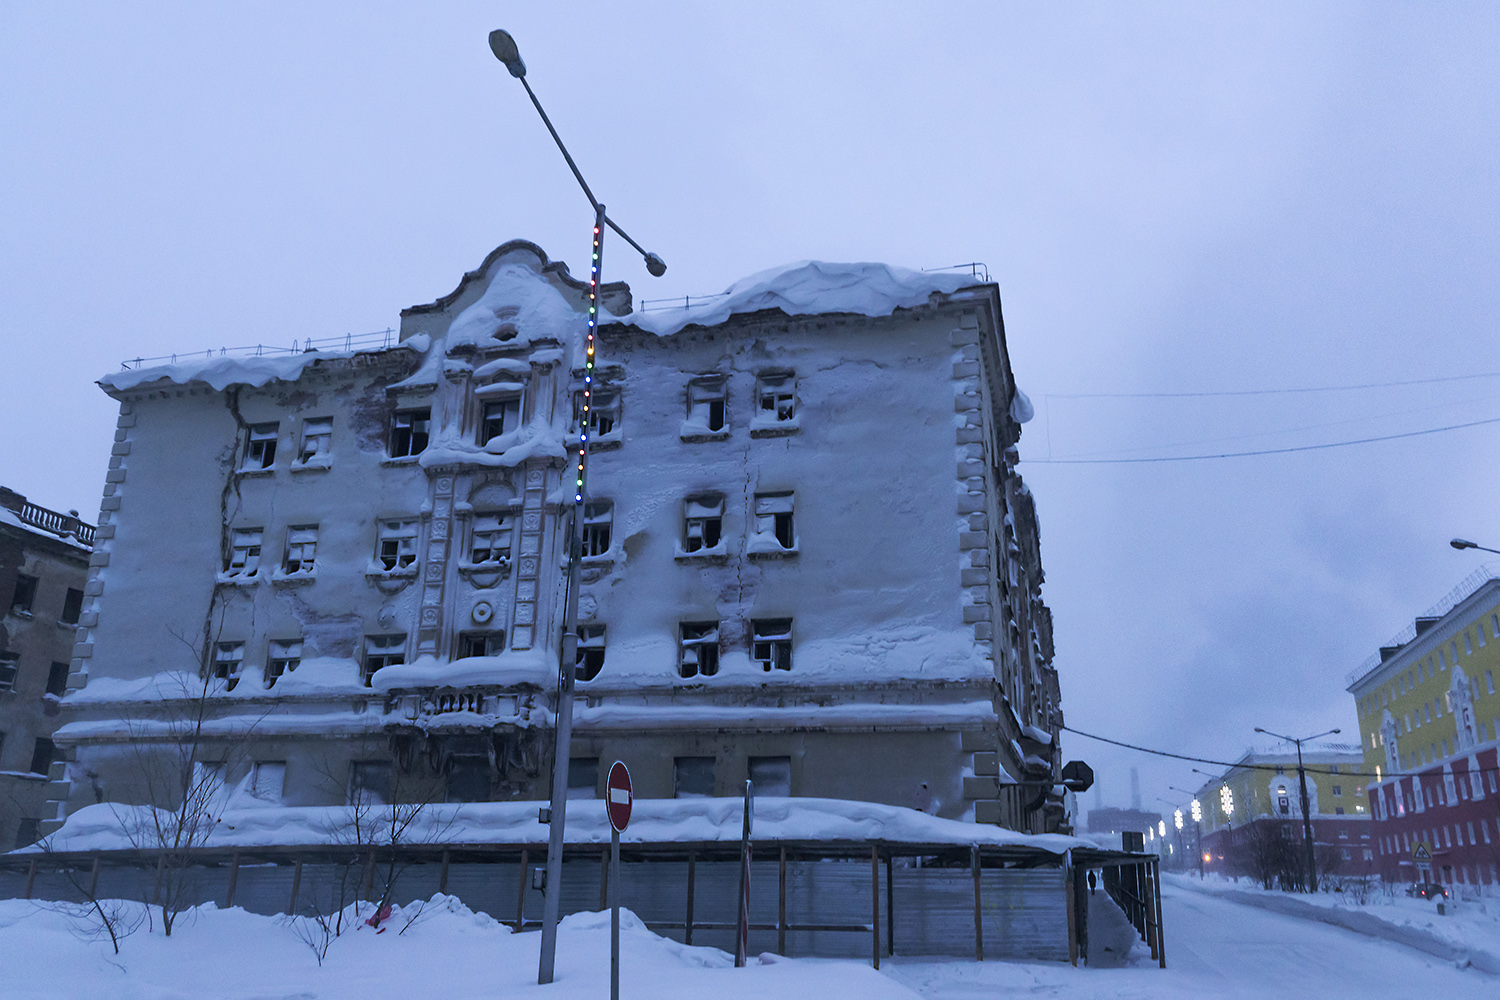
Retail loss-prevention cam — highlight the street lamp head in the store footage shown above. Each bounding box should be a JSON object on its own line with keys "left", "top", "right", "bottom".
{"left": 1253, "top": 727, "right": 1265, "bottom": 734}
{"left": 1452, "top": 538, "right": 1477, "bottom": 550}
{"left": 488, "top": 30, "right": 527, "bottom": 78}
{"left": 643, "top": 252, "right": 667, "bottom": 277}
{"left": 1331, "top": 728, "right": 1341, "bottom": 734}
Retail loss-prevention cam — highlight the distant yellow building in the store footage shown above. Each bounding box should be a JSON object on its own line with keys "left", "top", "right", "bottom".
{"left": 1194, "top": 742, "right": 1370, "bottom": 883}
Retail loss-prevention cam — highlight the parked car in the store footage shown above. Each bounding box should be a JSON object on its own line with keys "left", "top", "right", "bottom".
{"left": 1406, "top": 882, "right": 1449, "bottom": 900}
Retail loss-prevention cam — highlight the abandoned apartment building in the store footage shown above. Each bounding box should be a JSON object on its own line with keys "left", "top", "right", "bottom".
{"left": 0, "top": 486, "right": 93, "bottom": 848}
{"left": 44, "top": 240, "right": 1065, "bottom": 837}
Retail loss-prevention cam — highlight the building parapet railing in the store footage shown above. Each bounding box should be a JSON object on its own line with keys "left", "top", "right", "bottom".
{"left": 1346, "top": 563, "right": 1500, "bottom": 686}
{"left": 117, "top": 328, "right": 399, "bottom": 370}
{"left": 637, "top": 292, "right": 730, "bottom": 314}
{"left": 0, "top": 488, "right": 94, "bottom": 547}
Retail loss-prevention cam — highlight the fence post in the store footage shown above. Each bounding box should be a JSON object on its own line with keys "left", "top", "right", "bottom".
{"left": 886, "top": 852, "right": 895, "bottom": 958}
{"left": 361, "top": 849, "right": 376, "bottom": 902}
{"left": 971, "top": 844, "right": 984, "bottom": 962}
{"left": 23, "top": 858, "right": 37, "bottom": 899}
{"left": 439, "top": 849, "right": 451, "bottom": 896}
{"left": 514, "top": 848, "right": 528, "bottom": 930}
{"left": 1065, "top": 855, "right": 1078, "bottom": 967}
{"left": 1151, "top": 861, "right": 1166, "bottom": 969}
{"left": 289, "top": 859, "right": 303, "bottom": 915}
{"left": 225, "top": 852, "right": 240, "bottom": 908}
{"left": 88, "top": 856, "right": 101, "bottom": 899}
{"left": 777, "top": 845, "right": 787, "bottom": 956}
{"left": 685, "top": 851, "right": 696, "bottom": 946}
{"left": 1142, "top": 862, "right": 1158, "bottom": 963}
{"left": 870, "top": 844, "right": 881, "bottom": 970}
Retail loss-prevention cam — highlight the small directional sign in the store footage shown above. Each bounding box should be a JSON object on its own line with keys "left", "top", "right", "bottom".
{"left": 1412, "top": 841, "right": 1432, "bottom": 863}
{"left": 607, "top": 761, "right": 632, "bottom": 833}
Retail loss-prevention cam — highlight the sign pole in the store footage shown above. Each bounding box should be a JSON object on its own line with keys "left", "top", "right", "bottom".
{"left": 611, "top": 825, "right": 620, "bottom": 1000}
{"left": 736, "top": 778, "right": 753, "bottom": 967}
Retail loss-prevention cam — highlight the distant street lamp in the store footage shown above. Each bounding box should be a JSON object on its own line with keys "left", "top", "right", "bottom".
{"left": 1450, "top": 538, "right": 1500, "bottom": 555}
{"left": 487, "top": 28, "right": 668, "bottom": 987}
{"left": 1255, "top": 726, "right": 1340, "bottom": 893}
{"left": 1169, "top": 785, "right": 1204, "bottom": 878}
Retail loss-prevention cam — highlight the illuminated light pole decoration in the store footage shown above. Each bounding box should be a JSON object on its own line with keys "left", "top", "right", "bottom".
{"left": 1190, "top": 797, "right": 1204, "bottom": 878}
{"left": 487, "top": 29, "right": 667, "bottom": 987}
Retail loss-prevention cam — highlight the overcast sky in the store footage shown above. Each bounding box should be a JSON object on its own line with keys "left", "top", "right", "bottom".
{"left": 5, "top": 4, "right": 1500, "bottom": 820}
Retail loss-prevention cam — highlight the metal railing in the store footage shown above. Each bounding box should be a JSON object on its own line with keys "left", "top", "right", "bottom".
{"left": 118, "top": 329, "right": 399, "bottom": 371}
{"left": 922, "top": 262, "right": 992, "bottom": 283}
{"left": 1346, "top": 562, "right": 1500, "bottom": 685}
{"left": 637, "top": 293, "right": 730, "bottom": 314}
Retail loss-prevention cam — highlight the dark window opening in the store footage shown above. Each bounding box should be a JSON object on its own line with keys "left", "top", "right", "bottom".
{"left": 479, "top": 397, "right": 522, "bottom": 445}
{"left": 751, "top": 619, "right": 793, "bottom": 672}
{"left": 363, "top": 634, "right": 406, "bottom": 685}
{"left": 575, "top": 624, "right": 606, "bottom": 682}
{"left": 267, "top": 640, "right": 302, "bottom": 686}
{"left": 749, "top": 756, "right": 792, "bottom": 797}
{"left": 29, "top": 737, "right": 55, "bottom": 776}
{"left": 10, "top": 574, "right": 38, "bottom": 615}
{"left": 349, "top": 761, "right": 393, "bottom": 806}
{"left": 674, "top": 756, "right": 716, "bottom": 798}
{"left": 14, "top": 819, "right": 40, "bottom": 850}
{"left": 574, "top": 389, "right": 620, "bottom": 437}
{"left": 683, "top": 496, "right": 724, "bottom": 552}
{"left": 46, "top": 662, "right": 68, "bottom": 697}
{"left": 389, "top": 409, "right": 431, "bottom": 458}
{"left": 568, "top": 757, "right": 599, "bottom": 800}
{"left": 213, "top": 641, "right": 244, "bottom": 692}
{"left": 580, "top": 502, "right": 612, "bottom": 558}
{"left": 687, "top": 378, "right": 726, "bottom": 433}
{"left": 60, "top": 588, "right": 83, "bottom": 626}
{"left": 447, "top": 758, "right": 491, "bottom": 802}
{"left": 243, "top": 423, "right": 278, "bottom": 469}
{"left": 0, "top": 653, "right": 18, "bottom": 693}
{"left": 458, "top": 631, "right": 506, "bottom": 658}
{"left": 679, "top": 622, "right": 720, "bottom": 678}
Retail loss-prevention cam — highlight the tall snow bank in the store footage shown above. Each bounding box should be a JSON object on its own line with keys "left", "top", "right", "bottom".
{"left": 613, "top": 261, "right": 983, "bottom": 338}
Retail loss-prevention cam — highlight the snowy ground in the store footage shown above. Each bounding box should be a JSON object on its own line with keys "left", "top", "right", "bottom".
{"left": 2, "top": 877, "right": 1495, "bottom": 999}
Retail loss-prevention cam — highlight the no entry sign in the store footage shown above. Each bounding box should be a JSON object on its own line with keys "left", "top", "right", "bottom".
{"left": 606, "top": 761, "right": 632, "bottom": 832}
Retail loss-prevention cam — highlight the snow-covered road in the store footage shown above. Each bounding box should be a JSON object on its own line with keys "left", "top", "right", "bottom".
{"left": 883, "top": 879, "right": 1496, "bottom": 999}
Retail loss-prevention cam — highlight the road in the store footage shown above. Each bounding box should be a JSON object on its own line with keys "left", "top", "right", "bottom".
{"left": 882, "top": 877, "right": 1495, "bottom": 999}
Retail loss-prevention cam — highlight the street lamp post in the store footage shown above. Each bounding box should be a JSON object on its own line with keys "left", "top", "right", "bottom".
{"left": 488, "top": 29, "right": 667, "bottom": 987}
{"left": 1169, "top": 785, "right": 1203, "bottom": 878}
{"left": 1255, "top": 726, "right": 1340, "bottom": 893}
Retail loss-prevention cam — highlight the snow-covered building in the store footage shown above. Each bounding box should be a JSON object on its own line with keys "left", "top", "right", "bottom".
{"left": 44, "top": 241, "right": 1064, "bottom": 837}
{"left": 0, "top": 487, "right": 93, "bottom": 848}
{"left": 1348, "top": 571, "right": 1500, "bottom": 891}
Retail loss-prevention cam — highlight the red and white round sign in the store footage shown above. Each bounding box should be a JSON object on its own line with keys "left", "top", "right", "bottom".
{"left": 606, "top": 760, "right": 632, "bottom": 832}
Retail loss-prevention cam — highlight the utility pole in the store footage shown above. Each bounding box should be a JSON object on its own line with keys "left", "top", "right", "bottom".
{"left": 1256, "top": 726, "right": 1340, "bottom": 894}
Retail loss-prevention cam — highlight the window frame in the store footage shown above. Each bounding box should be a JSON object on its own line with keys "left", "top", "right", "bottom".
{"left": 266, "top": 639, "right": 303, "bottom": 686}
{"left": 469, "top": 512, "right": 513, "bottom": 566}
{"left": 751, "top": 618, "right": 793, "bottom": 672}
{"left": 60, "top": 587, "right": 83, "bottom": 626}
{"left": 10, "top": 574, "right": 38, "bottom": 615}
{"left": 575, "top": 623, "right": 606, "bottom": 682}
{"left": 580, "top": 501, "right": 613, "bottom": 559}
{"left": 457, "top": 631, "right": 506, "bottom": 658}
{"left": 479, "top": 394, "right": 523, "bottom": 445}
{"left": 295, "top": 416, "right": 333, "bottom": 465}
{"left": 283, "top": 524, "right": 319, "bottom": 575}
{"left": 242, "top": 423, "right": 279, "bottom": 470}
{"left": 226, "top": 528, "right": 264, "bottom": 578}
{"left": 574, "top": 387, "right": 621, "bottom": 438}
{"left": 0, "top": 652, "right": 18, "bottom": 693}
{"left": 755, "top": 372, "right": 797, "bottom": 422}
{"left": 213, "top": 641, "right": 244, "bottom": 691}
{"left": 362, "top": 633, "right": 407, "bottom": 685}
{"left": 752, "top": 491, "right": 796, "bottom": 552}
{"left": 682, "top": 494, "right": 725, "bottom": 553}
{"left": 674, "top": 756, "right": 716, "bottom": 798}
{"left": 388, "top": 408, "right": 431, "bottom": 459}
{"left": 678, "top": 621, "right": 720, "bottom": 678}
{"left": 685, "top": 377, "right": 728, "bottom": 435}
{"left": 376, "top": 519, "right": 420, "bottom": 572}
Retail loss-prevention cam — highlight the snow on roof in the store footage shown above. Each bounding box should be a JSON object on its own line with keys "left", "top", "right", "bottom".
{"left": 611, "top": 261, "right": 986, "bottom": 338}
{"left": 33, "top": 796, "right": 1092, "bottom": 856}
{"left": 98, "top": 335, "right": 430, "bottom": 393}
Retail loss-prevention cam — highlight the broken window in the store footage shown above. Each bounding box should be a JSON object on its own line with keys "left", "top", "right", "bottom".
{"left": 10, "top": 574, "right": 37, "bottom": 615}
{"left": 470, "top": 512, "right": 512, "bottom": 565}
{"left": 250, "top": 761, "right": 286, "bottom": 802}
{"left": 679, "top": 622, "right": 720, "bottom": 678}
{"left": 376, "top": 520, "right": 419, "bottom": 571}
{"left": 458, "top": 631, "right": 506, "bottom": 658}
{"left": 686, "top": 377, "right": 727, "bottom": 433}
{"left": 0, "top": 652, "right": 18, "bottom": 693}
{"left": 751, "top": 619, "right": 793, "bottom": 672}
{"left": 362, "top": 633, "right": 406, "bottom": 685}
{"left": 46, "top": 662, "right": 68, "bottom": 697}
{"left": 568, "top": 757, "right": 599, "bottom": 800}
{"left": 575, "top": 624, "right": 606, "bottom": 682}
{"left": 60, "top": 588, "right": 83, "bottom": 625}
{"left": 213, "top": 641, "right": 244, "bottom": 691}
{"left": 753, "top": 492, "right": 796, "bottom": 550}
{"left": 756, "top": 373, "right": 796, "bottom": 422}
{"left": 348, "top": 761, "right": 393, "bottom": 806}
{"left": 749, "top": 756, "right": 792, "bottom": 797}
{"left": 243, "top": 423, "right": 278, "bottom": 469}
{"left": 479, "top": 395, "right": 522, "bottom": 445}
{"left": 296, "top": 417, "right": 333, "bottom": 464}
{"left": 574, "top": 388, "right": 620, "bottom": 437}
{"left": 226, "top": 528, "right": 263, "bottom": 577}
{"left": 682, "top": 495, "right": 724, "bottom": 553}
{"left": 580, "top": 502, "right": 613, "bottom": 558}
{"left": 29, "top": 738, "right": 55, "bottom": 776}
{"left": 674, "top": 756, "right": 716, "bottom": 798}
{"left": 283, "top": 525, "right": 318, "bottom": 574}
{"left": 389, "top": 408, "right": 430, "bottom": 458}
{"left": 266, "top": 639, "right": 302, "bottom": 686}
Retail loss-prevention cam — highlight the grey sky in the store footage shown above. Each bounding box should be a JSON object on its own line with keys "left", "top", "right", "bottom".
{"left": 4, "top": 4, "right": 1499, "bottom": 816}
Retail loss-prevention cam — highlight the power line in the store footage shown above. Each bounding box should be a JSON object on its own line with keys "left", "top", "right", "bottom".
{"left": 1026, "top": 413, "right": 1500, "bottom": 464}
{"left": 1060, "top": 724, "right": 1499, "bottom": 781}
{"left": 1048, "top": 369, "right": 1500, "bottom": 399}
